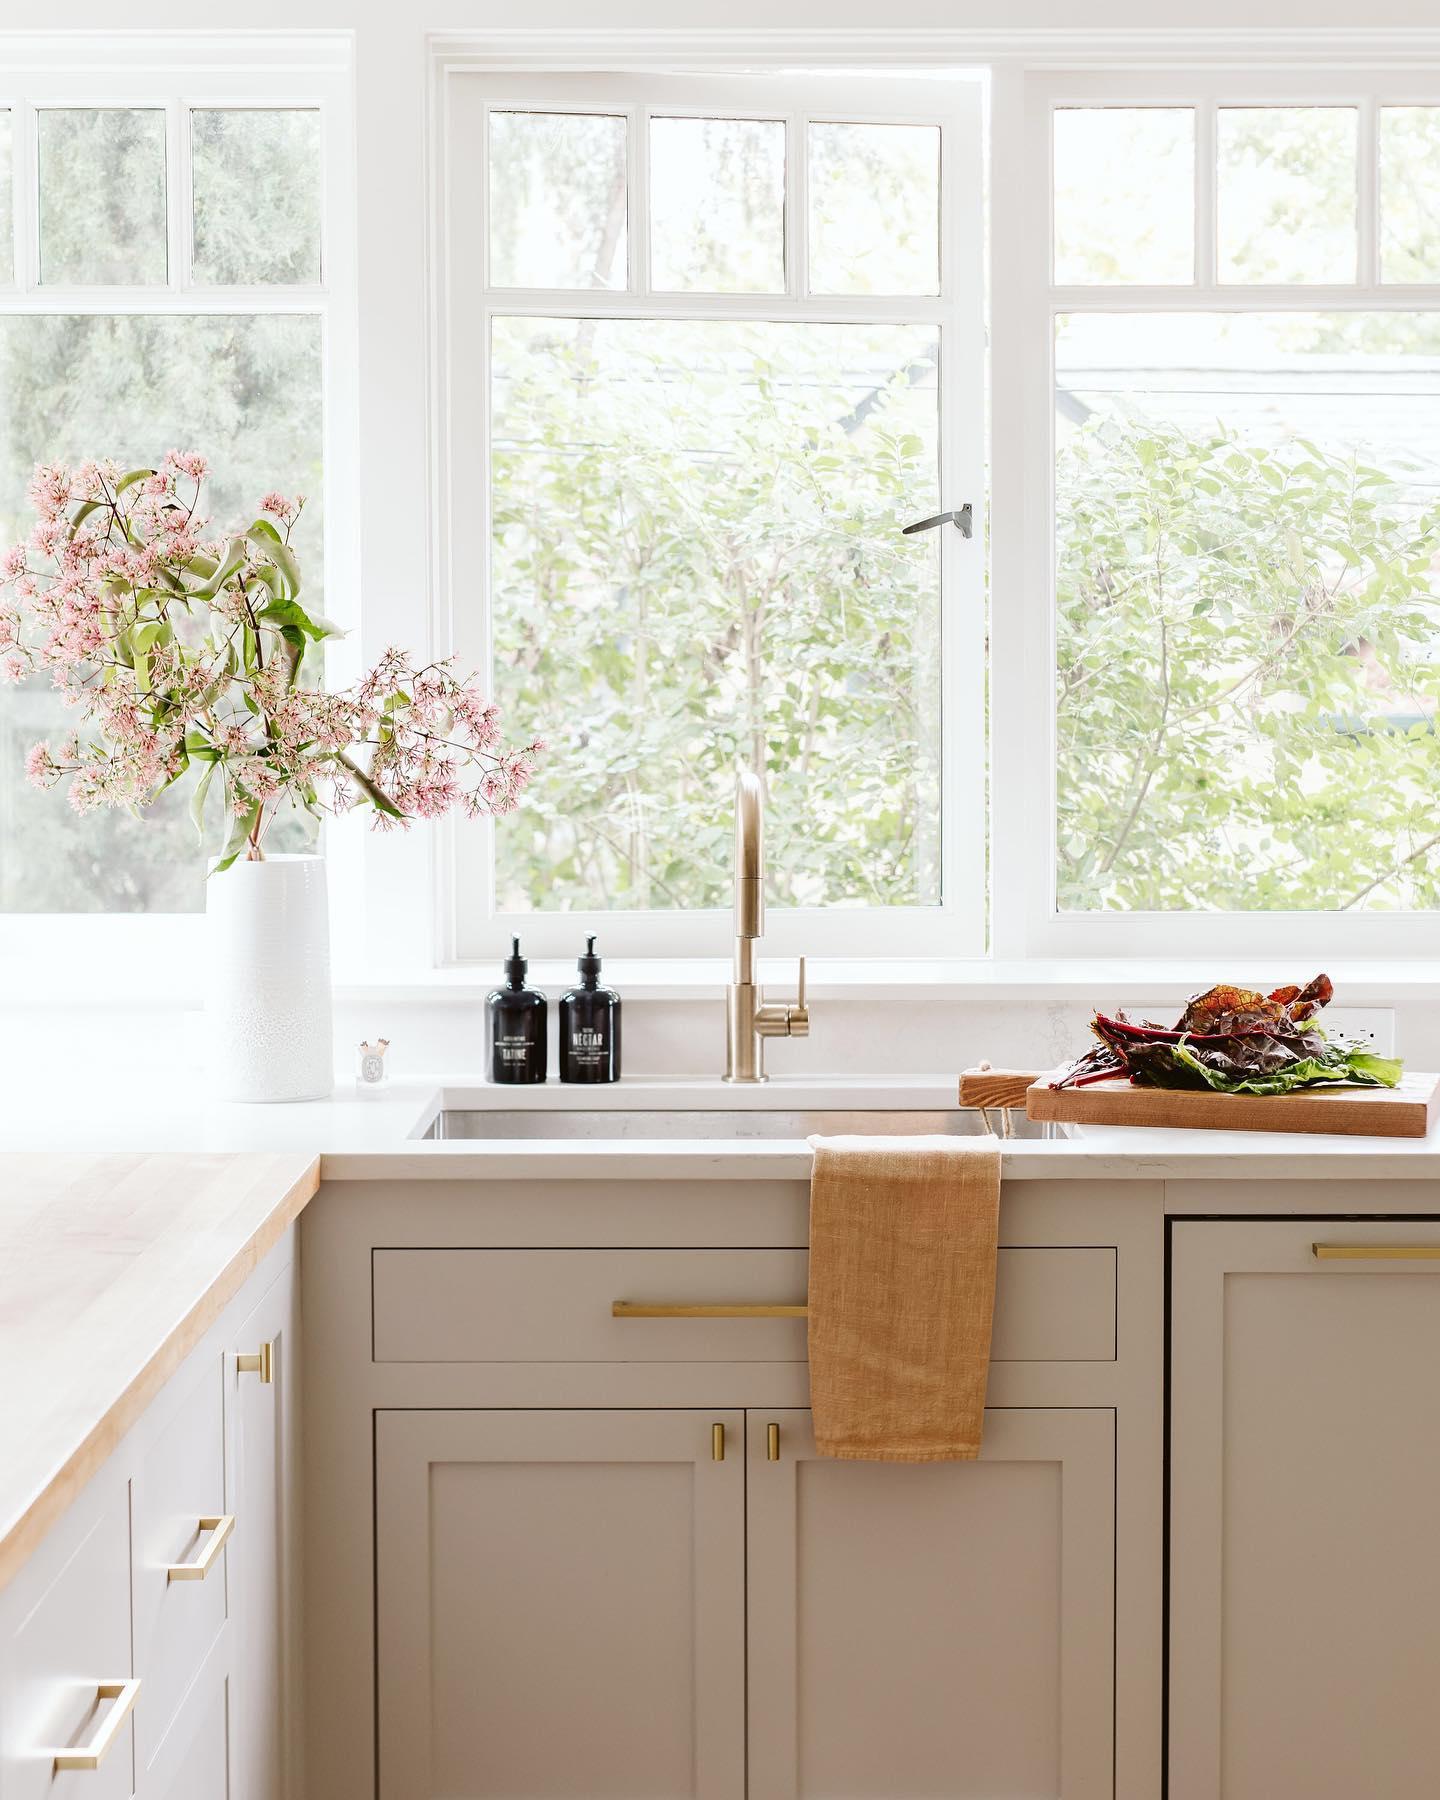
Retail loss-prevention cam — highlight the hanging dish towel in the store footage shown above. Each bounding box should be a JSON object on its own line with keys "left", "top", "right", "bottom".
{"left": 807, "top": 1135, "right": 1001, "bottom": 1461}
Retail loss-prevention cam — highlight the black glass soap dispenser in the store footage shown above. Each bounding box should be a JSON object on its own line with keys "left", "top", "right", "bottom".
{"left": 486, "top": 936, "right": 548, "bottom": 1084}
{"left": 559, "top": 937, "right": 621, "bottom": 1084}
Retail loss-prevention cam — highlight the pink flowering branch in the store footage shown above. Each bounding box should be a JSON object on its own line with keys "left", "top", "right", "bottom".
{"left": 0, "top": 454, "right": 543, "bottom": 866}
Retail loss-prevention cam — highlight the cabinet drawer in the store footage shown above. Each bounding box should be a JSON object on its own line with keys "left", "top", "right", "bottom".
{"left": 372, "top": 1247, "right": 1117, "bottom": 1364}
{"left": 131, "top": 1354, "right": 229, "bottom": 1775}
{"left": 0, "top": 1482, "right": 134, "bottom": 1800}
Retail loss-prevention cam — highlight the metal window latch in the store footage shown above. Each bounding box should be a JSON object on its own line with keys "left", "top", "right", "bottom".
{"left": 902, "top": 504, "right": 973, "bottom": 539}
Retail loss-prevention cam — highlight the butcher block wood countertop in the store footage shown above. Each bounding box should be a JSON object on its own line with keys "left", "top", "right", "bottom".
{"left": 0, "top": 1151, "right": 320, "bottom": 1591}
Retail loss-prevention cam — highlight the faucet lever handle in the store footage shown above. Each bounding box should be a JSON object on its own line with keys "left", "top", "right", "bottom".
{"left": 788, "top": 955, "right": 810, "bottom": 1038}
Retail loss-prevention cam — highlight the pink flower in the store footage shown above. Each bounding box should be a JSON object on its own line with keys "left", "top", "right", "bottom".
{"left": 0, "top": 653, "right": 26, "bottom": 684}
{"left": 26, "top": 464, "right": 70, "bottom": 521}
{"left": 0, "top": 544, "right": 26, "bottom": 580}
{"left": 165, "top": 450, "right": 209, "bottom": 483}
{"left": 260, "top": 491, "right": 297, "bottom": 523}
{"left": 24, "top": 742, "right": 52, "bottom": 785}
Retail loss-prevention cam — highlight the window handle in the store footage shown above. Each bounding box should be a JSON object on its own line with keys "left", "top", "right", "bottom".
{"left": 903, "top": 504, "right": 972, "bottom": 539}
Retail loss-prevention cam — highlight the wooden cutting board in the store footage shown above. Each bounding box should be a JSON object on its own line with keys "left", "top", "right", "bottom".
{"left": 1026, "top": 1069, "right": 1440, "bottom": 1138}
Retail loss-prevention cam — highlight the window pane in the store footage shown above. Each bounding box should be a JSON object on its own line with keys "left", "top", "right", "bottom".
{"left": 192, "top": 109, "right": 321, "bottom": 285}
{"left": 1053, "top": 108, "right": 1194, "bottom": 285}
{"left": 1218, "top": 107, "right": 1357, "bottom": 284}
{"left": 808, "top": 122, "right": 939, "bottom": 295}
{"left": 1055, "top": 311, "right": 1440, "bottom": 913}
{"left": 0, "top": 314, "right": 322, "bottom": 912}
{"left": 1381, "top": 107, "right": 1440, "bottom": 283}
{"left": 649, "top": 116, "right": 785, "bottom": 293}
{"left": 491, "top": 317, "right": 942, "bottom": 910}
{"left": 0, "top": 114, "right": 12, "bottom": 284}
{"left": 39, "top": 109, "right": 167, "bottom": 285}
{"left": 488, "top": 112, "right": 627, "bottom": 290}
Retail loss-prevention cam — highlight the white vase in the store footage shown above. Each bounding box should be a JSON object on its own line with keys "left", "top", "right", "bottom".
{"left": 206, "top": 853, "right": 334, "bottom": 1102}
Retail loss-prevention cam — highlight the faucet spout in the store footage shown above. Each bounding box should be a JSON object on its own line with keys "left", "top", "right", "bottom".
{"left": 723, "top": 768, "right": 811, "bottom": 1083}
{"left": 733, "top": 770, "right": 764, "bottom": 943}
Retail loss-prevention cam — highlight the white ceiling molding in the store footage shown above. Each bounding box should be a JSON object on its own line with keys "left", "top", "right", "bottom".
{"left": 428, "top": 26, "right": 1440, "bottom": 72}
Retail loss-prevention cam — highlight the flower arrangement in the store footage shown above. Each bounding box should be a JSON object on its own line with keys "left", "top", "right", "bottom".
{"left": 0, "top": 453, "right": 542, "bottom": 866}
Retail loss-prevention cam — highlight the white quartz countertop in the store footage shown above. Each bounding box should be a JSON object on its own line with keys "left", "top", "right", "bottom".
{"left": 10, "top": 1073, "right": 1440, "bottom": 1179}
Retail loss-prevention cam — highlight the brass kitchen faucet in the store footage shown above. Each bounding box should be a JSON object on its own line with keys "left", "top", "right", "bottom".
{"left": 723, "top": 770, "right": 810, "bottom": 1082}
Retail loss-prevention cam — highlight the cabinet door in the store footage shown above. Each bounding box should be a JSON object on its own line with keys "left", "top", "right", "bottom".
{"left": 1171, "top": 1220, "right": 1440, "bottom": 1800}
{"left": 376, "top": 1409, "right": 745, "bottom": 1800}
{"left": 746, "top": 1409, "right": 1115, "bottom": 1800}
{"left": 227, "top": 1260, "right": 298, "bottom": 1800}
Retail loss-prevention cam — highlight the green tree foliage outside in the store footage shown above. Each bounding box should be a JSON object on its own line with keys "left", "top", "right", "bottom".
{"left": 1057, "top": 417, "right": 1440, "bottom": 913}
{"left": 489, "top": 317, "right": 944, "bottom": 912}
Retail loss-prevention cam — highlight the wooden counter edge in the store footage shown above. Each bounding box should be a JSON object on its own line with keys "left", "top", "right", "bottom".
{"left": 0, "top": 1153, "right": 322, "bottom": 1593}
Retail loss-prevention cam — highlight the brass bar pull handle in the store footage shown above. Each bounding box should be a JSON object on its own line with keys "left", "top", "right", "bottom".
{"left": 613, "top": 1301, "right": 808, "bottom": 1319}
{"left": 1313, "top": 1244, "right": 1440, "bottom": 1260}
{"left": 53, "top": 1678, "right": 141, "bottom": 1772}
{"left": 167, "top": 1514, "right": 235, "bottom": 1583}
{"left": 237, "top": 1342, "right": 273, "bottom": 1383}
{"left": 712, "top": 1423, "right": 725, "bottom": 1462}
{"left": 767, "top": 1422, "right": 780, "bottom": 1462}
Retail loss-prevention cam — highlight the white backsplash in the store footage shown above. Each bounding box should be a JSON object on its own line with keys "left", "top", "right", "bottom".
{"left": 10, "top": 986, "right": 1432, "bottom": 1100}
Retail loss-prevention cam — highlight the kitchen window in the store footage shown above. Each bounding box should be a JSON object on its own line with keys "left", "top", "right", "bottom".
{"left": 0, "top": 43, "right": 356, "bottom": 931}
{"left": 1002, "top": 70, "right": 1440, "bottom": 958}
{"left": 440, "top": 71, "right": 985, "bottom": 960}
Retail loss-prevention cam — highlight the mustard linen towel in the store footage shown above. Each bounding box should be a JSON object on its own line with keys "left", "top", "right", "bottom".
{"left": 807, "top": 1135, "right": 1001, "bottom": 1462}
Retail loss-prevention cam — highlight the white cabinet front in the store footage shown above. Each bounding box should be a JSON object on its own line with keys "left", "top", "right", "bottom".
{"left": 1170, "top": 1220, "right": 1440, "bottom": 1800}
{"left": 375, "top": 1409, "right": 746, "bottom": 1800}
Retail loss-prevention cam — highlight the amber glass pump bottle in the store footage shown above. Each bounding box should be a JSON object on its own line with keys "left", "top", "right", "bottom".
{"left": 559, "top": 937, "right": 621, "bottom": 1084}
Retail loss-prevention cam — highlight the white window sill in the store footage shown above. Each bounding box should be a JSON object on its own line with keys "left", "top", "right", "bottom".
{"left": 339, "top": 957, "right": 1440, "bottom": 1005}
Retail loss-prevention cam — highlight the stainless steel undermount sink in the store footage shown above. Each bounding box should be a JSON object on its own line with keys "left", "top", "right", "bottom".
{"left": 424, "top": 1108, "right": 1057, "bottom": 1141}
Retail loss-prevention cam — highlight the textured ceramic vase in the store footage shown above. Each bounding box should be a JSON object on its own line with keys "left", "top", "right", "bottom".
{"left": 206, "top": 853, "right": 334, "bottom": 1102}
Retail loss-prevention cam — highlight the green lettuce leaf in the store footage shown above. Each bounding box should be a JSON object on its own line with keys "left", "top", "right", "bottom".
{"left": 1162, "top": 1040, "right": 1402, "bottom": 1096}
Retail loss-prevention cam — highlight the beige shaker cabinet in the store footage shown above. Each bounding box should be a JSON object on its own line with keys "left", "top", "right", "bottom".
{"left": 374, "top": 1408, "right": 747, "bottom": 1800}
{"left": 1169, "top": 1218, "right": 1440, "bottom": 1800}
{"left": 746, "top": 1407, "right": 1116, "bottom": 1800}
{"left": 375, "top": 1404, "right": 1115, "bottom": 1800}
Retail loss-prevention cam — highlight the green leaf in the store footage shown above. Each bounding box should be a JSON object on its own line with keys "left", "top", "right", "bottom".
{"left": 191, "top": 537, "right": 248, "bottom": 600}
{"left": 256, "top": 597, "right": 343, "bottom": 642}
{"left": 246, "top": 526, "right": 301, "bottom": 598}
{"left": 189, "top": 759, "right": 217, "bottom": 844}
{"left": 339, "top": 752, "right": 406, "bottom": 819}
{"left": 213, "top": 799, "right": 261, "bottom": 874}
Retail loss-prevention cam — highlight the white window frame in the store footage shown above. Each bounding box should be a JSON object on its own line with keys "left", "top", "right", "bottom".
{"left": 433, "top": 65, "right": 987, "bottom": 963}
{"left": 998, "top": 64, "right": 1440, "bottom": 961}
{"left": 0, "top": 32, "right": 361, "bottom": 976}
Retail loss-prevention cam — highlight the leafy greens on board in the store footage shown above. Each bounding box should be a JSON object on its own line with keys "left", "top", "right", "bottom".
{"left": 1053, "top": 975, "right": 1403, "bottom": 1097}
